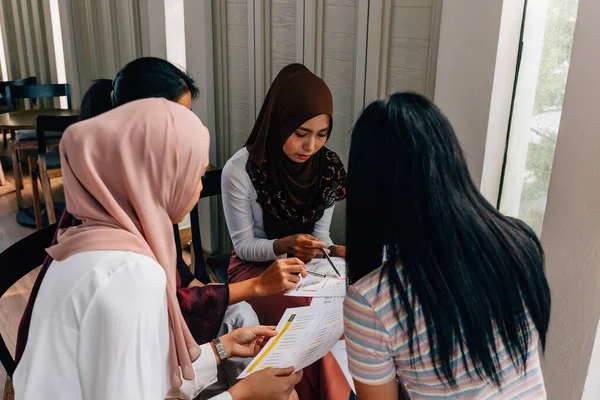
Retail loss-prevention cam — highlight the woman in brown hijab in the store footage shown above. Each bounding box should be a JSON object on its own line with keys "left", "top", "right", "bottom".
{"left": 222, "top": 64, "right": 349, "bottom": 400}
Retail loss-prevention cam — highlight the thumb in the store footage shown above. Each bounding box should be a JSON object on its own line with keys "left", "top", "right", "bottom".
{"left": 252, "top": 325, "right": 278, "bottom": 337}
{"left": 286, "top": 369, "right": 303, "bottom": 385}
{"left": 270, "top": 366, "right": 295, "bottom": 377}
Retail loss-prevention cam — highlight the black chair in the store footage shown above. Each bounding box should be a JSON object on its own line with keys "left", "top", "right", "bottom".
{"left": 0, "top": 76, "right": 37, "bottom": 111}
{"left": 185, "top": 169, "right": 231, "bottom": 284}
{"left": 30, "top": 115, "right": 79, "bottom": 229}
{"left": 7, "top": 84, "right": 72, "bottom": 215}
{"left": 5, "top": 83, "right": 72, "bottom": 112}
{"left": 0, "top": 223, "right": 57, "bottom": 391}
{"left": 0, "top": 77, "right": 37, "bottom": 186}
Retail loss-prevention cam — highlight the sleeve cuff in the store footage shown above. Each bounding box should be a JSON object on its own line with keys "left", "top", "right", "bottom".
{"left": 166, "top": 343, "right": 219, "bottom": 399}
{"left": 268, "top": 239, "right": 281, "bottom": 260}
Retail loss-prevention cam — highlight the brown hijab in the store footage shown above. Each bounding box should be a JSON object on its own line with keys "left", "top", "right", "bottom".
{"left": 245, "top": 64, "right": 346, "bottom": 239}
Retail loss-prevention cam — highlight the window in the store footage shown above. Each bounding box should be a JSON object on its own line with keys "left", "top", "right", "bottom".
{"left": 165, "top": 0, "right": 186, "bottom": 69}
{"left": 49, "top": 0, "right": 67, "bottom": 108}
{"left": 0, "top": 22, "right": 7, "bottom": 80}
{"left": 498, "top": 0, "right": 579, "bottom": 236}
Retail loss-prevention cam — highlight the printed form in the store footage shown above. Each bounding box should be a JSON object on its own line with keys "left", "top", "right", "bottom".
{"left": 285, "top": 257, "right": 348, "bottom": 298}
{"left": 331, "top": 340, "right": 356, "bottom": 392}
{"left": 305, "top": 257, "right": 347, "bottom": 277}
{"left": 285, "top": 275, "right": 347, "bottom": 297}
{"left": 237, "top": 303, "right": 344, "bottom": 378}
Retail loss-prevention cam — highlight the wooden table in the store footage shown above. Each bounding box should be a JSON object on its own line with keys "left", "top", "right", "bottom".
{"left": 0, "top": 109, "right": 79, "bottom": 226}
{"left": 0, "top": 108, "right": 79, "bottom": 130}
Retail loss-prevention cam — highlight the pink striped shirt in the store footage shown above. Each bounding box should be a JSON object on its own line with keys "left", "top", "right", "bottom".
{"left": 343, "top": 265, "right": 546, "bottom": 399}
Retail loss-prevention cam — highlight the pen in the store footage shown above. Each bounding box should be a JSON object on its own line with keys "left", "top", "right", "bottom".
{"left": 306, "top": 269, "right": 326, "bottom": 278}
{"left": 320, "top": 247, "right": 342, "bottom": 277}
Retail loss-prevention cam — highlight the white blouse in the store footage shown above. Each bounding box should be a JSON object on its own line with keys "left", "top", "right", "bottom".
{"left": 221, "top": 147, "right": 335, "bottom": 262}
{"left": 13, "top": 250, "right": 231, "bottom": 400}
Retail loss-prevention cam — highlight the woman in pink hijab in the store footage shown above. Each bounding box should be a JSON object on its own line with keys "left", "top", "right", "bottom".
{"left": 12, "top": 98, "right": 301, "bottom": 400}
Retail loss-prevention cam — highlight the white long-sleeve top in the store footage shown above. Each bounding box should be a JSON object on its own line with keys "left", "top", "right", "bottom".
{"left": 221, "top": 147, "right": 335, "bottom": 262}
{"left": 13, "top": 250, "right": 231, "bottom": 400}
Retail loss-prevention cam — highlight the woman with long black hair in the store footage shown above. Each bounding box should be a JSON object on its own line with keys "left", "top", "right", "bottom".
{"left": 343, "top": 92, "right": 551, "bottom": 399}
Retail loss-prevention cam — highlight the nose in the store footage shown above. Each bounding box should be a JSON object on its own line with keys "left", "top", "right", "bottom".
{"left": 303, "top": 136, "right": 316, "bottom": 153}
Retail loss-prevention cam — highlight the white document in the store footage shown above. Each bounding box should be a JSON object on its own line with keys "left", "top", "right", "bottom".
{"left": 310, "top": 296, "right": 345, "bottom": 306}
{"left": 285, "top": 275, "right": 347, "bottom": 297}
{"left": 306, "top": 257, "right": 346, "bottom": 278}
{"left": 331, "top": 340, "right": 356, "bottom": 392}
{"left": 238, "top": 303, "right": 344, "bottom": 378}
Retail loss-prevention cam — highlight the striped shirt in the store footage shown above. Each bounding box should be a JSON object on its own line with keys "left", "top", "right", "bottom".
{"left": 343, "top": 265, "right": 546, "bottom": 399}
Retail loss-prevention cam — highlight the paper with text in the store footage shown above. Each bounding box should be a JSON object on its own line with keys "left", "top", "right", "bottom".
{"left": 310, "top": 296, "right": 345, "bottom": 306}
{"left": 331, "top": 340, "right": 356, "bottom": 392}
{"left": 237, "top": 303, "right": 344, "bottom": 378}
{"left": 285, "top": 275, "right": 347, "bottom": 297}
{"left": 306, "top": 257, "right": 346, "bottom": 278}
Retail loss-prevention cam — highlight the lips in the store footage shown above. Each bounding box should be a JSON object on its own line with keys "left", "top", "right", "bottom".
{"left": 296, "top": 154, "right": 311, "bottom": 161}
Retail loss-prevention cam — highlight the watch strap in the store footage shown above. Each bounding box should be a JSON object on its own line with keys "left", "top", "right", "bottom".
{"left": 212, "top": 337, "right": 227, "bottom": 362}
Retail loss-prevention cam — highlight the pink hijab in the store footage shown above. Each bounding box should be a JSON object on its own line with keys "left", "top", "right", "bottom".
{"left": 47, "top": 98, "right": 209, "bottom": 388}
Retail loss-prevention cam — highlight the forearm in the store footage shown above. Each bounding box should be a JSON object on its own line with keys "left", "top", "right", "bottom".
{"left": 273, "top": 236, "right": 290, "bottom": 256}
{"left": 355, "top": 380, "right": 399, "bottom": 400}
{"left": 228, "top": 279, "right": 260, "bottom": 305}
{"left": 234, "top": 237, "right": 279, "bottom": 262}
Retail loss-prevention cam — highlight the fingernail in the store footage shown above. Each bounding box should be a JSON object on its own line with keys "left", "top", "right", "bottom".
{"left": 183, "top": 364, "right": 195, "bottom": 379}
{"left": 172, "top": 372, "right": 182, "bottom": 387}
{"left": 189, "top": 346, "right": 201, "bottom": 362}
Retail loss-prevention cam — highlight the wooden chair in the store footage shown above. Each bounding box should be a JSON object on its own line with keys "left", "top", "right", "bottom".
{"left": 6, "top": 84, "right": 71, "bottom": 209}
{"left": 181, "top": 168, "right": 231, "bottom": 284}
{"left": 0, "top": 77, "right": 36, "bottom": 186}
{"left": 0, "top": 223, "right": 57, "bottom": 400}
{"left": 30, "top": 115, "right": 79, "bottom": 229}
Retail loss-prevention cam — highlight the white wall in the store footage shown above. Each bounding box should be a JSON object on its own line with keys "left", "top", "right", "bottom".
{"left": 434, "top": 0, "right": 532, "bottom": 205}
{"left": 479, "top": 0, "right": 525, "bottom": 203}
{"left": 434, "top": 0, "right": 505, "bottom": 190}
{"left": 583, "top": 319, "right": 600, "bottom": 399}
{"left": 539, "top": 0, "right": 600, "bottom": 396}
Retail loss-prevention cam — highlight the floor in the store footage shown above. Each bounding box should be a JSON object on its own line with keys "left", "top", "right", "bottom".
{"left": 0, "top": 159, "right": 63, "bottom": 398}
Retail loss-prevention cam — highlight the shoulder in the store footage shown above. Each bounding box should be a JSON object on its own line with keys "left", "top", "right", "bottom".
{"left": 223, "top": 148, "right": 251, "bottom": 182}
{"left": 224, "top": 147, "right": 250, "bottom": 170}
{"left": 84, "top": 252, "right": 167, "bottom": 316}
{"left": 322, "top": 148, "right": 347, "bottom": 193}
{"left": 91, "top": 251, "right": 166, "bottom": 292}
{"left": 323, "top": 148, "right": 344, "bottom": 168}
{"left": 53, "top": 251, "right": 166, "bottom": 323}
{"left": 65, "top": 251, "right": 164, "bottom": 295}
{"left": 346, "top": 266, "right": 387, "bottom": 306}
{"left": 346, "top": 264, "right": 405, "bottom": 317}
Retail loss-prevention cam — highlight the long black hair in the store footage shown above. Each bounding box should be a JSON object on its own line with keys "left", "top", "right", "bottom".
{"left": 346, "top": 92, "right": 551, "bottom": 387}
{"left": 79, "top": 57, "right": 199, "bottom": 120}
{"left": 79, "top": 79, "right": 113, "bottom": 120}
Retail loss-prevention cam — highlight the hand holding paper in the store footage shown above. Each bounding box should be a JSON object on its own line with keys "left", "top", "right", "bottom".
{"left": 238, "top": 303, "right": 344, "bottom": 378}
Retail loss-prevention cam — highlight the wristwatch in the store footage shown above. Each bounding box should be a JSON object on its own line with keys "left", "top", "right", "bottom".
{"left": 212, "top": 337, "right": 228, "bottom": 362}
{"left": 328, "top": 245, "right": 336, "bottom": 257}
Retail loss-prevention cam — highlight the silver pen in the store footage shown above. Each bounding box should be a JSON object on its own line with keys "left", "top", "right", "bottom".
{"left": 320, "top": 247, "right": 342, "bottom": 277}
{"left": 306, "top": 269, "right": 326, "bottom": 278}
